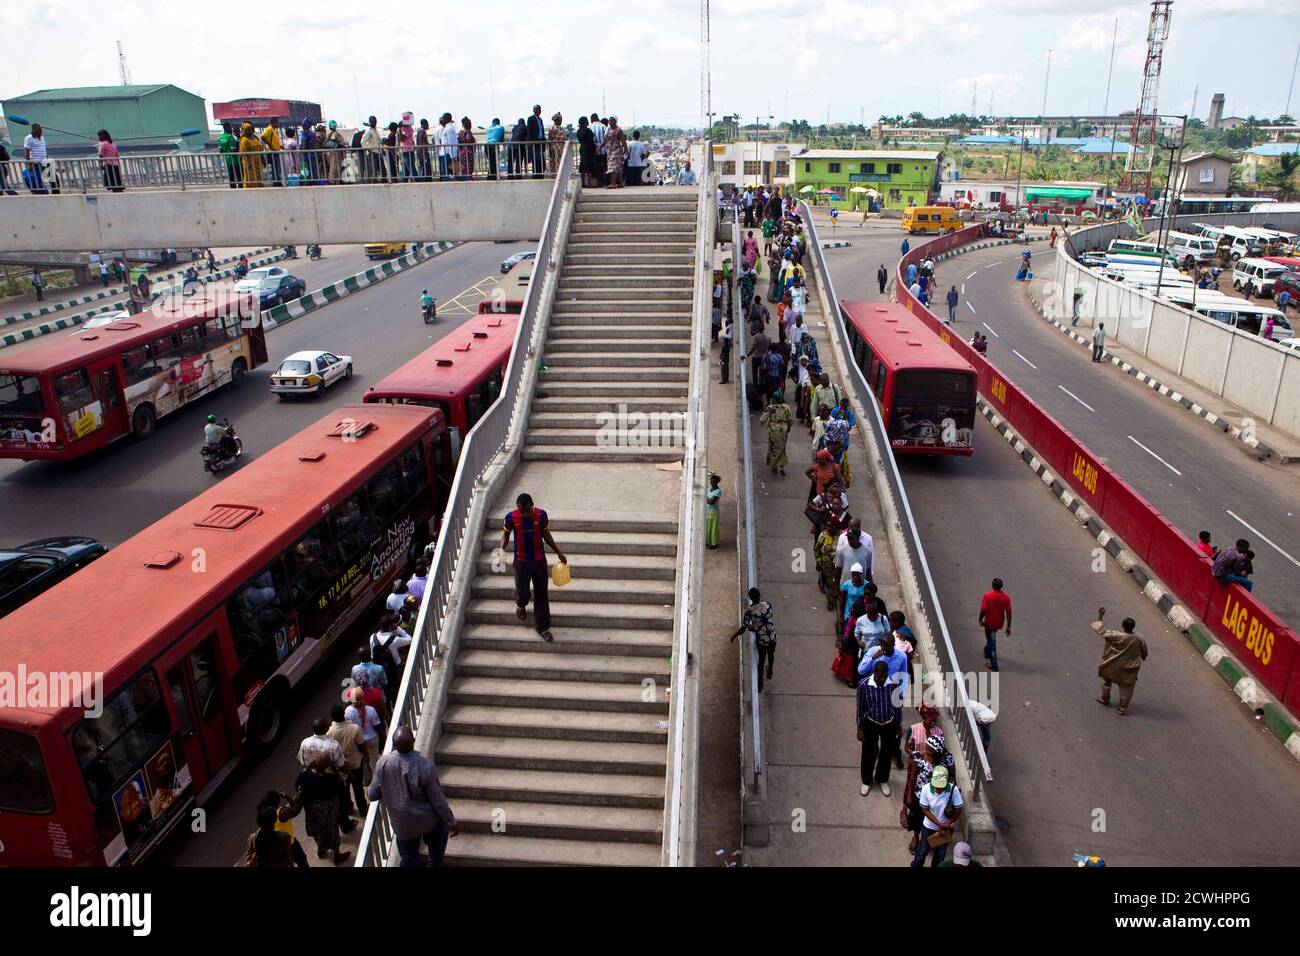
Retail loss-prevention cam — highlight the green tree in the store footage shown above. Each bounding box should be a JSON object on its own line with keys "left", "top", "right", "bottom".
{"left": 1260, "top": 153, "right": 1300, "bottom": 198}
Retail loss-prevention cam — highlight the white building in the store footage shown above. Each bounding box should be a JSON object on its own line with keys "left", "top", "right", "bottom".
{"left": 688, "top": 141, "right": 804, "bottom": 189}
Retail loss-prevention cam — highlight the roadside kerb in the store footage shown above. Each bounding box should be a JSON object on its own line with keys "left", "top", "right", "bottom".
{"left": 261, "top": 242, "right": 459, "bottom": 329}
{"left": 2, "top": 248, "right": 275, "bottom": 326}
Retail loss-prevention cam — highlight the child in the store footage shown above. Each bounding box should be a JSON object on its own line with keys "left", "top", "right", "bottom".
{"left": 705, "top": 474, "right": 722, "bottom": 549}
{"left": 1196, "top": 530, "right": 1216, "bottom": 559}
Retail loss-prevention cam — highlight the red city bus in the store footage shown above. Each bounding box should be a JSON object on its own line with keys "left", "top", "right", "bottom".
{"left": 841, "top": 301, "right": 976, "bottom": 457}
{"left": 0, "top": 296, "right": 268, "bottom": 461}
{"left": 364, "top": 309, "right": 519, "bottom": 462}
{"left": 0, "top": 403, "right": 444, "bottom": 866}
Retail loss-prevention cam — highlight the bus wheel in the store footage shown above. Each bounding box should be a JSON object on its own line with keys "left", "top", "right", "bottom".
{"left": 246, "top": 688, "right": 285, "bottom": 754}
{"left": 230, "top": 358, "right": 247, "bottom": 388}
{"left": 131, "top": 404, "right": 156, "bottom": 439}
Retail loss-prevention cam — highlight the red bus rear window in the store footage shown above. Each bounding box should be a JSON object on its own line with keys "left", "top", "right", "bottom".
{"left": 0, "top": 729, "right": 54, "bottom": 813}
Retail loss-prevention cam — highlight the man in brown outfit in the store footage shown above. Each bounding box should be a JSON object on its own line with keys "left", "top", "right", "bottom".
{"left": 1091, "top": 607, "right": 1148, "bottom": 716}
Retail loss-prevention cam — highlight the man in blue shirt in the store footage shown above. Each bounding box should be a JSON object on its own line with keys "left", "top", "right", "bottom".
{"left": 858, "top": 631, "right": 909, "bottom": 700}
{"left": 906, "top": 262, "right": 918, "bottom": 287}
{"left": 677, "top": 161, "right": 697, "bottom": 186}
{"left": 856, "top": 659, "right": 901, "bottom": 797}
{"left": 501, "top": 493, "right": 567, "bottom": 641}
{"left": 484, "top": 117, "right": 505, "bottom": 180}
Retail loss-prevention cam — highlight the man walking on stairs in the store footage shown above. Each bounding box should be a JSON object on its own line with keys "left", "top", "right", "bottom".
{"left": 502, "top": 493, "right": 567, "bottom": 642}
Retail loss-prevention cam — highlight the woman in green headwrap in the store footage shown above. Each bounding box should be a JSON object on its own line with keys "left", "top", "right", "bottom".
{"left": 759, "top": 390, "right": 793, "bottom": 475}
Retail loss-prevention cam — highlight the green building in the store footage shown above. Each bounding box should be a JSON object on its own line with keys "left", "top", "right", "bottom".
{"left": 793, "top": 149, "right": 941, "bottom": 210}
{"left": 0, "top": 84, "right": 208, "bottom": 153}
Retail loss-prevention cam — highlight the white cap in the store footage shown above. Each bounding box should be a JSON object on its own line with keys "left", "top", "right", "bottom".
{"left": 850, "top": 562, "right": 864, "bottom": 574}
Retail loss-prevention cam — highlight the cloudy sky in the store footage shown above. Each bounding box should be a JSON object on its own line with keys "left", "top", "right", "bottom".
{"left": 4, "top": 0, "right": 1299, "bottom": 128}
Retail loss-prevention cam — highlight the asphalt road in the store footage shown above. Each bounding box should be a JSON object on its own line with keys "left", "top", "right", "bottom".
{"left": 951, "top": 243, "right": 1300, "bottom": 626}
{"left": 3, "top": 239, "right": 530, "bottom": 868}
{"left": 823, "top": 234, "right": 1300, "bottom": 866}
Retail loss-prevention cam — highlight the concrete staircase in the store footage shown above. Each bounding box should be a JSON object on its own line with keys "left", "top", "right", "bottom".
{"left": 529, "top": 190, "right": 698, "bottom": 463}
{"left": 436, "top": 189, "right": 699, "bottom": 866}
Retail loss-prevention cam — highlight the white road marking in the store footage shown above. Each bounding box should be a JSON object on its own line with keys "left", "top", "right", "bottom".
{"left": 966, "top": 301, "right": 977, "bottom": 314}
{"left": 1011, "top": 349, "right": 1038, "bottom": 369}
{"left": 1226, "top": 510, "right": 1300, "bottom": 569}
{"left": 1127, "top": 435, "right": 1182, "bottom": 476}
{"left": 1057, "top": 385, "right": 1096, "bottom": 412}
{"left": 982, "top": 322, "right": 1000, "bottom": 338}
{"left": 984, "top": 261, "right": 1002, "bottom": 269}
{"left": 961, "top": 284, "right": 966, "bottom": 295}
{"left": 966, "top": 270, "right": 978, "bottom": 280}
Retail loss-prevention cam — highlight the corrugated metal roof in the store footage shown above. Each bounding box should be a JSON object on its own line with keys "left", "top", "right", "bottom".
{"left": 3, "top": 84, "right": 175, "bottom": 101}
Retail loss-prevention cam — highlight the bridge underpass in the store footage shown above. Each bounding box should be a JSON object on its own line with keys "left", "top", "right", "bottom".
{"left": 0, "top": 178, "right": 555, "bottom": 252}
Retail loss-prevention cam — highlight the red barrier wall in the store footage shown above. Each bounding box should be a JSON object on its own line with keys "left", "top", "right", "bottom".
{"left": 892, "top": 228, "right": 1300, "bottom": 706}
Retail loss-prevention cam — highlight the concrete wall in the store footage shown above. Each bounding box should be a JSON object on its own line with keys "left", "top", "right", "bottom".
{"left": 0, "top": 179, "right": 554, "bottom": 252}
{"left": 1054, "top": 211, "right": 1300, "bottom": 437}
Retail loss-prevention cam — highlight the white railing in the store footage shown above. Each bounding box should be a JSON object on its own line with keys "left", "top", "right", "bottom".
{"left": 803, "top": 202, "right": 993, "bottom": 799}
{"left": 355, "top": 142, "right": 573, "bottom": 867}
{"left": 663, "top": 149, "right": 714, "bottom": 867}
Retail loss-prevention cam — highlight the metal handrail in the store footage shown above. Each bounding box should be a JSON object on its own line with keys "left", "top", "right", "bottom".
{"left": 1, "top": 141, "right": 564, "bottom": 195}
{"left": 732, "top": 212, "right": 765, "bottom": 798}
{"left": 664, "top": 147, "right": 714, "bottom": 867}
{"left": 803, "top": 203, "right": 993, "bottom": 798}
{"left": 355, "top": 142, "right": 573, "bottom": 867}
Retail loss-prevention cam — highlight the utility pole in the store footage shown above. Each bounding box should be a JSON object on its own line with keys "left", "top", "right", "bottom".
{"left": 1286, "top": 39, "right": 1300, "bottom": 120}
{"left": 972, "top": 79, "right": 978, "bottom": 117}
{"left": 1102, "top": 19, "right": 1117, "bottom": 118}
{"left": 1041, "top": 49, "right": 1053, "bottom": 144}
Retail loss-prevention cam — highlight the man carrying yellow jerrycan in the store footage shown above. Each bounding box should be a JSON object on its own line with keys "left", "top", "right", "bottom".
{"left": 501, "top": 493, "right": 569, "bottom": 642}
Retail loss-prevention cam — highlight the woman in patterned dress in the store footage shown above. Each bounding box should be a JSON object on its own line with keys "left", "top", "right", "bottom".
{"left": 547, "top": 113, "right": 567, "bottom": 171}
{"left": 457, "top": 117, "right": 476, "bottom": 178}
{"left": 602, "top": 117, "right": 628, "bottom": 189}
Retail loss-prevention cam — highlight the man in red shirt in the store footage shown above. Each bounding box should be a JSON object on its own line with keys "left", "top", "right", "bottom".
{"left": 978, "top": 578, "right": 1012, "bottom": 672}
{"left": 501, "top": 493, "right": 567, "bottom": 642}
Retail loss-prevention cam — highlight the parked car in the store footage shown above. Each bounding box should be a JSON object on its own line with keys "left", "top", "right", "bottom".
{"left": 500, "top": 250, "right": 536, "bottom": 274}
{"left": 270, "top": 349, "right": 353, "bottom": 398}
{"left": 0, "top": 537, "right": 107, "bottom": 617}
{"left": 365, "top": 242, "right": 407, "bottom": 259}
{"left": 234, "top": 268, "right": 303, "bottom": 307}
{"left": 1271, "top": 270, "right": 1300, "bottom": 302}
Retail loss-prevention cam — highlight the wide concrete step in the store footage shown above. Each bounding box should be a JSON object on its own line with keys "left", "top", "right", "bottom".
{"left": 436, "top": 734, "right": 667, "bottom": 775}
{"left": 549, "top": 324, "right": 691, "bottom": 340}
{"left": 470, "top": 573, "right": 675, "bottom": 606}
{"left": 453, "top": 648, "right": 673, "bottom": 687}
{"left": 439, "top": 765, "right": 666, "bottom": 809}
{"left": 547, "top": 338, "right": 689, "bottom": 354}
{"left": 480, "top": 527, "right": 678, "bottom": 551}
{"left": 560, "top": 275, "right": 695, "bottom": 290}
{"left": 452, "top": 798, "right": 663, "bottom": 844}
{"left": 467, "top": 598, "right": 675, "bottom": 630}
{"left": 532, "top": 395, "right": 688, "bottom": 415}
{"left": 549, "top": 311, "right": 692, "bottom": 325}
{"left": 460, "top": 621, "right": 674, "bottom": 656}
{"left": 534, "top": 380, "right": 689, "bottom": 398}
{"left": 565, "top": 253, "right": 695, "bottom": 266}
{"left": 528, "top": 410, "right": 686, "bottom": 430}
{"left": 543, "top": 351, "right": 688, "bottom": 367}
{"left": 447, "top": 676, "right": 670, "bottom": 713}
{"left": 522, "top": 444, "right": 685, "bottom": 463}
{"left": 443, "top": 832, "right": 662, "bottom": 867}
{"left": 578, "top": 198, "right": 698, "bottom": 211}
{"left": 442, "top": 704, "right": 668, "bottom": 745}
{"left": 562, "top": 263, "right": 695, "bottom": 276}
{"left": 538, "top": 513, "right": 679, "bottom": 534}
{"left": 575, "top": 210, "right": 696, "bottom": 223}
{"left": 525, "top": 426, "right": 686, "bottom": 450}
{"left": 538, "top": 366, "right": 689, "bottom": 382}
{"left": 569, "top": 222, "right": 695, "bottom": 235}
{"left": 552, "top": 299, "right": 690, "bottom": 313}
{"left": 557, "top": 286, "right": 692, "bottom": 301}
{"left": 568, "top": 241, "right": 695, "bottom": 255}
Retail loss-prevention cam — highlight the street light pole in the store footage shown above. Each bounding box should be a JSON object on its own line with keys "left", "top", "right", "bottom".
{"left": 1153, "top": 114, "right": 1188, "bottom": 299}
{"left": 754, "top": 113, "right": 772, "bottom": 186}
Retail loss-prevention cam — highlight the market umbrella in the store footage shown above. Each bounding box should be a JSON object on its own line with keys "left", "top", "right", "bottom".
{"left": 849, "top": 186, "right": 870, "bottom": 193}
{"left": 817, "top": 188, "right": 835, "bottom": 194}
{"left": 799, "top": 185, "right": 816, "bottom": 193}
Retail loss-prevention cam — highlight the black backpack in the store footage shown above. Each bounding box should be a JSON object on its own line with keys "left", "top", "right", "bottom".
{"left": 371, "top": 631, "right": 397, "bottom": 670}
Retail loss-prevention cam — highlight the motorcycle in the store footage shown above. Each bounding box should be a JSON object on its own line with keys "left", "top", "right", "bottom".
{"left": 233, "top": 262, "right": 249, "bottom": 280}
{"left": 307, "top": 244, "right": 322, "bottom": 260}
{"left": 422, "top": 300, "right": 438, "bottom": 324}
{"left": 283, "top": 245, "right": 298, "bottom": 260}
{"left": 201, "top": 420, "right": 244, "bottom": 474}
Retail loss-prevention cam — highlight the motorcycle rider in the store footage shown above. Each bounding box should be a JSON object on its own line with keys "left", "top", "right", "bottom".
{"left": 420, "top": 289, "right": 435, "bottom": 320}
{"left": 182, "top": 265, "right": 199, "bottom": 295}
{"left": 204, "top": 414, "right": 236, "bottom": 460}
{"left": 235, "top": 254, "right": 249, "bottom": 278}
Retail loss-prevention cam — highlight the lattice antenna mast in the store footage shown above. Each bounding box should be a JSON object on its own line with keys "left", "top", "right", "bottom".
{"left": 1121, "top": 1, "right": 1173, "bottom": 195}
{"left": 117, "top": 40, "right": 132, "bottom": 86}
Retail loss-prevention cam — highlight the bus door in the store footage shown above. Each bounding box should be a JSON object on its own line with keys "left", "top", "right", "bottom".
{"left": 87, "top": 358, "right": 126, "bottom": 438}
{"left": 162, "top": 632, "right": 238, "bottom": 796}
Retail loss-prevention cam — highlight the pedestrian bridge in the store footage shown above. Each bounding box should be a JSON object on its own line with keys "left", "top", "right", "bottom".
{"left": 0, "top": 179, "right": 556, "bottom": 252}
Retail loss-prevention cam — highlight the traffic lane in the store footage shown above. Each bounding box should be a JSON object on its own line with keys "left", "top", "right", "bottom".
{"left": 957, "top": 244, "right": 1300, "bottom": 623}
{"left": 898, "top": 421, "right": 1300, "bottom": 867}
{"left": 0, "top": 241, "right": 524, "bottom": 545}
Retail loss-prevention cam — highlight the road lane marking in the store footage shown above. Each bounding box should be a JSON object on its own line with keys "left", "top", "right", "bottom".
{"left": 1057, "top": 385, "right": 1096, "bottom": 412}
{"left": 1011, "top": 349, "right": 1038, "bottom": 369}
{"left": 966, "top": 270, "right": 978, "bottom": 280}
{"left": 984, "top": 261, "right": 1002, "bottom": 269}
{"left": 966, "top": 301, "right": 977, "bottom": 314}
{"left": 961, "top": 284, "right": 965, "bottom": 294}
{"left": 1127, "top": 435, "right": 1182, "bottom": 476}
{"left": 1226, "top": 510, "right": 1300, "bottom": 569}
{"left": 981, "top": 322, "right": 1000, "bottom": 338}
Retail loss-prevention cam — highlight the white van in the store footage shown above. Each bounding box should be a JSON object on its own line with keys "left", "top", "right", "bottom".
{"left": 1241, "top": 227, "right": 1297, "bottom": 255}
{"left": 1198, "top": 225, "right": 1262, "bottom": 261}
{"left": 1164, "top": 291, "right": 1293, "bottom": 338}
{"left": 1166, "top": 230, "right": 1218, "bottom": 264}
{"left": 1233, "top": 258, "right": 1289, "bottom": 297}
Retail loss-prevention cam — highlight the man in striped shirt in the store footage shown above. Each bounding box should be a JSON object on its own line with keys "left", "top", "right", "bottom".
{"left": 856, "top": 659, "right": 900, "bottom": 797}
{"left": 501, "top": 493, "right": 567, "bottom": 642}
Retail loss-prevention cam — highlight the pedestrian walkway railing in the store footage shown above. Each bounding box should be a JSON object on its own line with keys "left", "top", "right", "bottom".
{"left": 355, "top": 142, "right": 573, "bottom": 868}
{"left": 732, "top": 215, "right": 766, "bottom": 802}
{"left": 802, "top": 202, "right": 994, "bottom": 799}
{"left": 1, "top": 141, "right": 564, "bottom": 195}
{"left": 663, "top": 150, "right": 714, "bottom": 867}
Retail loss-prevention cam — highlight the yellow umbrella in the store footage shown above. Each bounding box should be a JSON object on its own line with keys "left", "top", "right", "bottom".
{"left": 849, "top": 186, "right": 870, "bottom": 193}
{"left": 798, "top": 185, "right": 816, "bottom": 193}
